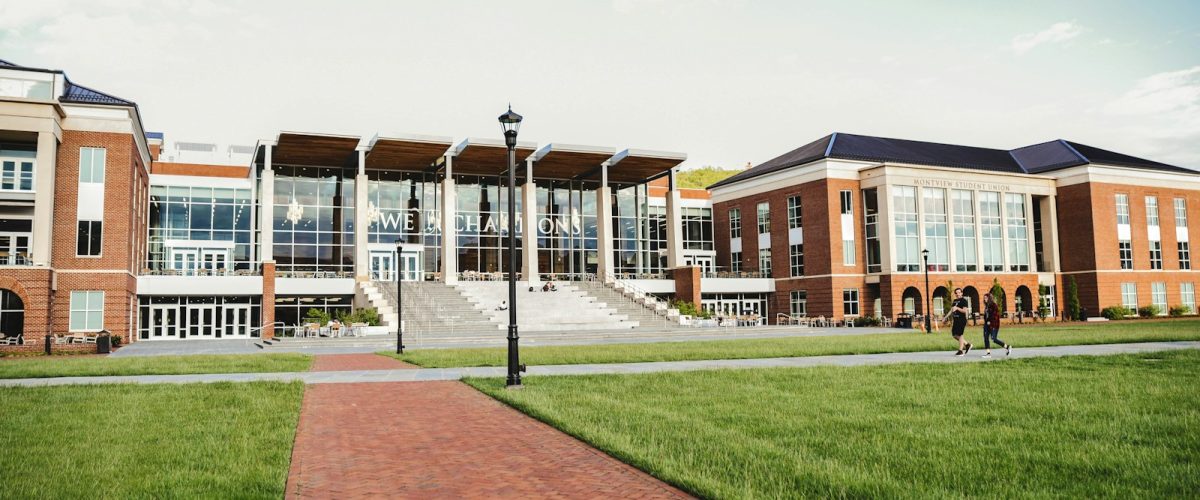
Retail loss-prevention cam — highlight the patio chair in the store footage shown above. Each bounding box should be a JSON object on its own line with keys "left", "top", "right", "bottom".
{"left": 0, "top": 333, "right": 22, "bottom": 345}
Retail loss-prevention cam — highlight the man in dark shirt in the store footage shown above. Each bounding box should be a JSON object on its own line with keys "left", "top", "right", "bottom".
{"left": 941, "top": 287, "right": 973, "bottom": 356}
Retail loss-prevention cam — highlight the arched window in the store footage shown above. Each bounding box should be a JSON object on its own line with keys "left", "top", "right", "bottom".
{"left": 0, "top": 289, "right": 24, "bottom": 337}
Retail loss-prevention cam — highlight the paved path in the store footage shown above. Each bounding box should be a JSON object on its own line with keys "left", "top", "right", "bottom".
{"left": 2, "top": 341, "right": 1196, "bottom": 387}
{"left": 310, "top": 353, "right": 415, "bottom": 372}
{"left": 286, "top": 381, "right": 689, "bottom": 498}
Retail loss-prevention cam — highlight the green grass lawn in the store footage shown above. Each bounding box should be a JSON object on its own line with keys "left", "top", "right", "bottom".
{"left": 0, "top": 353, "right": 312, "bottom": 379}
{"left": 469, "top": 350, "right": 1200, "bottom": 498}
{"left": 387, "top": 319, "right": 1200, "bottom": 367}
{"left": 0, "top": 382, "right": 304, "bottom": 499}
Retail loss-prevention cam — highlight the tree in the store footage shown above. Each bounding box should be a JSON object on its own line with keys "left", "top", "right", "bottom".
{"left": 1037, "top": 284, "right": 1050, "bottom": 318}
{"left": 676, "top": 166, "right": 742, "bottom": 189}
{"left": 990, "top": 278, "right": 1006, "bottom": 313}
{"left": 1066, "top": 276, "right": 1081, "bottom": 321}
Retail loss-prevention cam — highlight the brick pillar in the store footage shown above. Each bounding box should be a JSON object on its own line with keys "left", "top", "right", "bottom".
{"left": 671, "top": 266, "right": 701, "bottom": 307}
{"left": 262, "top": 260, "right": 276, "bottom": 339}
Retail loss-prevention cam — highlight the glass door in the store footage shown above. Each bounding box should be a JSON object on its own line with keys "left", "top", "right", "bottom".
{"left": 188, "top": 306, "right": 216, "bottom": 338}
{"left": 150, "top": 306, "right": 178, "bottom": 339}
{"left": 370, "top": 251, "right": 394, "bottom": 281}
{"left": 201, "top": 249, "right": 229, "bottom": 275}
{"left": 399, "top": 251, "right": 421, "bottom": 281}
{"left": 223, "top": 305, "right": 250, "bottom": 338}
{"left": 171, "top": 249, "right": 198, "bottom": 275}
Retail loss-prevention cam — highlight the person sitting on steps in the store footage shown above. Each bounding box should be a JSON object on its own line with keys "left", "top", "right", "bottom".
{"left": 495, "top": 300, "right": 508, "bottom": 311}
{"left": 542, "top": 281, "right": 557, "bottom": 292}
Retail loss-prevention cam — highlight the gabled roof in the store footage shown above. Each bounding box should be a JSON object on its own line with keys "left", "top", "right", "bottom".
{"left": 0, "top": 58, "right": 136, "bottom": 106}
{"left": 709, "top": 133, "right": 1196, "bottom": 189}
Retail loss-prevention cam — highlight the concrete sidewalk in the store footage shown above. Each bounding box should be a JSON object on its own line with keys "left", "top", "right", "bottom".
{"left": 3, "top": 341, "right": 1197, "bottom": 388}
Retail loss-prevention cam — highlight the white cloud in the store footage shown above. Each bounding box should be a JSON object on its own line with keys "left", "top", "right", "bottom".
{"left": 1010, "top": 21, "right": 1083, "bottom": 54}
{"left": 1101, "top": 66, "right": 1200, "bottom": 168}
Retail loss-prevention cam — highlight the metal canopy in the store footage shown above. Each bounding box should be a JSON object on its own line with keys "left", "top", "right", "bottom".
{"left": 527, "top": 143, "right": 616, "bottom": 180}
{"left": 449, "top": 138, "right": 537, "bottom": 176}
{"left": 603, "top": 148, "right": 687, "bottom": 184}
{"left": 273, "top": 132, "right": 360, "bottom": 167}
{"left": 366, "top": 133, "right": 454, "bottom": 170}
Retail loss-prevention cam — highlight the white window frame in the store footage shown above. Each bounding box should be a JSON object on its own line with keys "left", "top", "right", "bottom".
{"left": 787, "top": 195, "right": 802, "bottom": 229}
{"left": 1180, "top": 242, "right": 1191, "bottom": 270}
{"left": 1145, "top": 196, "right": 1159, "bottom": 227}
{"left": 790, "top": 290, "right": 807, "bottom": 317}
{"left": 789, "top": 243, "right": 804, "bottom": 277}
{"left": 0, "top": 149, "right": 35, "bottom": 192}
{"left": 1149, "top": 240, "right": 1162, "bottom": 270}
{"left": 1151, "top": 282, "right": 1167, "bottom": 315}
{"left": 756, "top": 202, "right": 770, "bottom": 234}
{"left": 1115, "top": 194, "right": 1130, "bottom": 225}
{"left": 69, "top": 291, "right": 104, "bottom": 332}
{"left": 1175, "top": 198, "right": 1188, "bottom": 228}
{"left": 728, "top": 208, "right": 741, "bottom": 239}
{"left": 842, "top": 288, "right": 860, "bottom": 317}
{"left": 758, "top": 248, "right": 771, "bottom": 277}
{"left": 1119, "top": 240, "right": 1133, "bottom": 270}
{"left": 1182, "top": 283, "right": 1196, "bottom": 314}
{"left": 79, "top": 147, "right": 106, "bottom": 184}
{"left": 1121, "top": 283, "right": 1138, "bottom": 311}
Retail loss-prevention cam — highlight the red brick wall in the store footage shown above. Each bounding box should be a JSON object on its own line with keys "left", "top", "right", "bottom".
{"left": 262, "top": 261, "right": 276, "bottom": 339}
{"left": 151, "top": 161, "right": 250, "bottom": 179}
{"left": 671, "top": 266, "right": 701, "bottom": 306}
{"left": 0, "top": 270, "right": 53, "bottom": 338}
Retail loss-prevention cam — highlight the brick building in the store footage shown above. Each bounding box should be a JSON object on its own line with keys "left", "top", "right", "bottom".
{"left": 708, "top": 133, "right": 1200, "bottom": 322}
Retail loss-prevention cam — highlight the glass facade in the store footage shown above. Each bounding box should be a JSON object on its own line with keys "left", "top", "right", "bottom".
{"left": 893, "top": 186, "right": 919, "bottom": 272}
{"left": 613, "top": 184, "right": 663, "bottom": 277}
{"left": 148, "top": 185, "right": 254, "bottom": 273}
{"left": 271, "top": 166, "right": 355, "bottom": 276}
{"left": 366, "top": 170, "right": 441, "bottom": 276}
{"left": 923, "top": 188, "right": 949, "bottom": 271}
{"left": 539, "top": 180, "right": 597, "bottom": 277}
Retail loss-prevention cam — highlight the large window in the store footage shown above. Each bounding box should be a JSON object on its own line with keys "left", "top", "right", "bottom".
{"left": 76, "top": 221, "right": 101, "bottom": 256}
{"left": 893, "top": 186, "right": 919, "bottom": 272}
{"left": 79, "top": 147, "right": 106, "bottom": 183}
{"left": 843, "top": 288, "right": 860, "bottom": 316}
{"left": 728, "top": 208, "right": 741, "bottom": 239}
{"left": 756, "top": 202, "right": 770, "bottom": 234}
{"left": 980, "top": 192, "right": 1003, "bottom": 272}
{"left": 840, "top": 190, "right": 855, "bottom": 265}
{"left": 758, "top": 249, "right": 772, "bottom": 277}
{"left": 1151, "top": 282, "right": 1167, "bottom": 315}
{"left": 790, "top": 290, "right": 807, "bottom": 317}
{"left": 952, "top": 190, "right": 976, "bottom": 272}
{"left": 1119, "top": 240, "right": 1133, "bottom": 270}
{"left": 863, "top": 189, "right": 880, "bottom": 273}
{"left": 0, "top": 227, "right": 31, "bottom": 265}
{"left": 1005, "top": 193, "right": 1029, "bottom": 272}
{"left": 1175, "top": 198, "right": 1188, "bottom": 228}
{"left": 365, "top": 170, "right": 442, "bottom": 277}
{"left": 1121, "top": 283, "right": 1138, "bottom": 310}
{"left": 787, "top": 196, "right": 802, "bottom": 229}
{"left": 69, "top": 291, "right": 104, "bottom": 331}
{"left": 1180, "top": 242, "right": 1192, "bottom": 270}
{"left": 149, "top": 186, "right": 254, "bottom": 272}
{"left": 0, "top": 289, "right": 23, "bottom": 337}
{"left": 923, "top": 188, "right": 948, "bottom": 271}
{"left": 1115, "top": 194, "right": 1130, "bottom": 225}
{"left": 273, "top": 295, "right": 352, "bottom": 335}
{"left": 0, "top": 146, "right": 35, "bottom": 192}
{"left": 1182, "top": 283, "right": 1196, "bottom": 314}
{"left": 681, "top": 207, "right": 714, "bottom": 251}
{"left": 1146, "top": 196, "right": 1159, "bottom": 227}
{"left": 613, "top": 184, "right": 662, "bottom": 276}
{"left": 789, "top": 243, "right": 804, "bottom": 277}
{"left": 272, "top": 166, "right": 356, "bottom": 276}
{"left": 730, "top": 251, "right": 742, "bottom": 273}
{"left": 1150, "top": 241, "right": 1162, "bottom": 270}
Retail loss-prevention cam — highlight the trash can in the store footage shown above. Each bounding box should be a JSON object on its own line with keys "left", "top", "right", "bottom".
{"left": 895, "top": 314, "right": 912, "bottom": 329}
{"left": 97, "top": 330, "right": 111, "bottom": 354}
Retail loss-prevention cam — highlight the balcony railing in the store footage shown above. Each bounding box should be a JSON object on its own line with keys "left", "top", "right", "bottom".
{"left": 0, "top": 254, "right": 32, "bottom": 266}
{"left": 141, "top": 266, "right": 261, "bottom": 277}
{"left": 702, "top": 271, "right": 771, "bottom": 279}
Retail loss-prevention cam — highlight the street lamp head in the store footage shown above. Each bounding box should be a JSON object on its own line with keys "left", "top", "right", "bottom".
{"left": 498, "top": 105, "right": 523, "bottom": 145}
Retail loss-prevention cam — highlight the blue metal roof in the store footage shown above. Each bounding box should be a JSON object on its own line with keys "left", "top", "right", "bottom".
{"left": 709, "top": 133, "right": 1196, "bottom": 189}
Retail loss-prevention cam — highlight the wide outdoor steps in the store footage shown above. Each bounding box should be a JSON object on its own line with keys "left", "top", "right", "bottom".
{"left": 382, "top": 281, "right": 499, "bottom": 336}
{"left": 576, "top": 281, "right": 687, "bottom": 329}
{"left": 454, "top": 281, "right": 639, "bottom": 332}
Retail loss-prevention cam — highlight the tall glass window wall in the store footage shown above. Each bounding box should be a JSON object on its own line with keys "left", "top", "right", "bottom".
{"left": 457, "top": 175, "right": 517, "bottom": 275}
{"left": 537, "top": 180, "right": 597, "bottom": 277}
{"left": 1005, "top": 193, "right": 1029, "bottom": 272}
{"left": 147, "top": 185, "right": 254, "bottom": 274}
{"left": 923, "top": 188, "right": 949, "bottom": 271}
{"left": 681, "top": 207, "right": 713, "bottom": 250}
{"left": 613, "top": 184, "right": 664, "bottom": 277}
{"left": 952, "top": 190, "right": 977, "bottom": 272}
{"left": 980, "top": 191, "right": 1003, "bottom": 272}
{"left": 271, "top": 166, "right": 355, "bottom": 276}
{"left": 366, "top": 170, "right": 441, "bottom": 277}
{"left": 893, "top": 186, "right": 919, "bottom": 272}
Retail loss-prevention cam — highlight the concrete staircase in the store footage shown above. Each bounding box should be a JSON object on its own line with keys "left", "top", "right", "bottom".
{"left": 454, "top": 281, "right": 639, "bottom": 332}
{"left": 357, "top": 281, "right": 399, "bottom": 333}
{"left": 377, "top": 281, "right": 499, "bottom": 337}
{"left": 576, "top": 280, "right": 685, "bottom": 329}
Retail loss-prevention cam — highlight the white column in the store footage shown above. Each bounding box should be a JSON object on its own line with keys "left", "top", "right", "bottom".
{"left": 596, "top": 162, "right": 614, "bottom": 282}
{"left": 259, "top": 146, "right": 274, "bottom": 265}
{"left": 664, "top": 169, "right": 684, "bottom": 269}
{"left": 1044, "top": 195, "right": 1061, "bottom": 272}
{"left": 1026, "top": 192, "right": 1036, "bottom": 273}
{"left": 440, "top": 156, "right": 457, "bottom": 284}
{"left": 354, "top": 148, "right": 369, "bottom": 280}
{"left": 521, "top": 159, "right": 539, "bottom": 283}
{"left": 881, "top": 184, "right": 895, "bottom": 273}
{"left": 945, "top": 190, "right": 956, "bottom": 273}
{"left": 31, "top": 132, "right": 57, "bottom": 265}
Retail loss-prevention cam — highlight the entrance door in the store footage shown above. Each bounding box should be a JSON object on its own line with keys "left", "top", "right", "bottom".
{"left": 188, "top": 306, "right": 216, "bottom": 338}
{"left": 150, "top": 306, "right": 179, "bottom": 339}
{"left": 172, "top": 249, "right": 198, "bottom": 276}
{"left": 223, "top": 305, "right": 251, "bottom": 338}
{"left": 201, "top": 250, "right": 229, "bottom": 275}
{"left": 370, "top": 252, "right": 394, "bottom": 281}
{"left": 398, "top": 251, "right": 421, "bottom": 281}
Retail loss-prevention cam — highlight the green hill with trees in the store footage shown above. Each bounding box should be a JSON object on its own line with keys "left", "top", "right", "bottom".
{"left": 676, "top": 166, "right": 743, "bottom": 189}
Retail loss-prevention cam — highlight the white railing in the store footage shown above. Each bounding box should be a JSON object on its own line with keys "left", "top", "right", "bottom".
{"left": 602, "top": 271, "right": 675, "bottom": 319}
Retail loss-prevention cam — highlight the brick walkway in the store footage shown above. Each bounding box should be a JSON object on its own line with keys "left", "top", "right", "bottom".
{"left": 286, "top": 381, "right": 690, "bottom": 498}
{"left": 310, "top": 354, "right": 415, "bottom": 372}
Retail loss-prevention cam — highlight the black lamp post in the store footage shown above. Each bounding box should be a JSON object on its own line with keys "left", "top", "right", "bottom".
{"left": 395, "top": 239, "right": 405, "bottom": 354}
{"left": 499, "top": 106, "right": 524, "bottom": 387}
{"left": 922, "top": 248, "right": 931, "bottom": 334}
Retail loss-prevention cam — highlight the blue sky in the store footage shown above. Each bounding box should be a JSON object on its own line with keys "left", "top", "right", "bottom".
{"left": 2, "top": 0, "right": 1198, "bottom": 169}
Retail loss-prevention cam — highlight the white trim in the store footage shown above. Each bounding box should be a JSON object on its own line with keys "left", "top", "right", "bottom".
{"left": 149, "top": 174, "right": 252, "bottom": 188}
